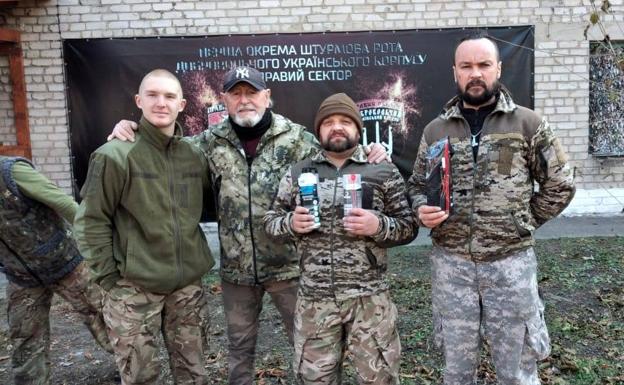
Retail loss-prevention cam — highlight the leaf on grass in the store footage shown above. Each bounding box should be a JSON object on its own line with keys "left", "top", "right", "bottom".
{"left": 206, "top": 351, "right": 224, "bottom": 364}
{"left": 256, "top": 367, "right": 287, "bottom": 378}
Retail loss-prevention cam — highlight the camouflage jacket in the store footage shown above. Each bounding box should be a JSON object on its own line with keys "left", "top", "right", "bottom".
{"left": 0, "top": 156, "right": 82, "bottom": 287}
{"left": 407, "top": 89, "right": 575, "bottom": 261}
{"left": 192, "top": 112, "right": 319, "bottom": 285}
{"left": 264, "top": 146, "right": 416, "bottom": 301}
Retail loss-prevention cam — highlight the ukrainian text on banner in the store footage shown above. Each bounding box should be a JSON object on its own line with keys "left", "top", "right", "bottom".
{"left": 65, "top": 26, "right": 534, "bottom": 216}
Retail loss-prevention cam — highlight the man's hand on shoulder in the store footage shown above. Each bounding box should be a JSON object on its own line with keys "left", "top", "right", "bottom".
{"left": 418, "top": 205, "right": 448, "bottom": 228}
{"left": 365, "top": 143, "right": 391, "bottom": 164}
{"left": 107, "top": 120, "right": 139, "bottom": 142}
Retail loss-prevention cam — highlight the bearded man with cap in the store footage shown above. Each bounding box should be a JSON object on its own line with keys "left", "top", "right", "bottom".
{"left": 109, "top": 67, "right": 389, "bottom": 385}
{"left": 264, "top": 93, "right": 416, "bottom": 385}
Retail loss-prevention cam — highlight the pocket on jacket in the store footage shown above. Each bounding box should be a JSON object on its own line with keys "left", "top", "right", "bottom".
{"left": 361, "top": 183, "right": 374, "bottom": 209}
{"left": 432, "top": 309, "right": 445, "bottom": 350}
{"left": 122, "top": 233, "right": 140, "bottom": 280}
{"left": 524, "top": 307, "right": 551, "bottom": 360}
{"left": 371, "top": 301, "right": 401, "bottom": 375}
{"left": 365, "top": 247, "right": 378, "bottom": 268}
{"left": 510, "top": 211, "right": 532, "bottom": 238}
{"left": 365, "top": 246, "right": 388, "bottom": 273}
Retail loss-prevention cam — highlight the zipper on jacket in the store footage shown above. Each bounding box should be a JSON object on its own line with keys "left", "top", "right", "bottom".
{"left": 466, "top": 114, "right": 492, "bottom": 255}
{"left": 167, "top": 142, "right": 183, "bottom": 288}
{"left": 246, "top": 155, "right": 259, "bottom": 284}
{"left": 329, "top": 167, "right": 341, "bottom": 293}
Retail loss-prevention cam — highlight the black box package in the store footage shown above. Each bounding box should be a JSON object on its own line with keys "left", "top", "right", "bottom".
{"left": 425, "top": 137, "right": 453, "bottom": 215}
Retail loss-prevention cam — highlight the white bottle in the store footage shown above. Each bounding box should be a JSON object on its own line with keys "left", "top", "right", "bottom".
{"left": 343, "top": 173, "right": 362, "bottom": 217}
{"left": 298, "top": 168, "right": 321, "bottom": 229}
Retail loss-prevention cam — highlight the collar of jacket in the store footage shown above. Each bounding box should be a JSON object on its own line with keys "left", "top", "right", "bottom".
{"left": 311, "top": 144, "right": 368, "bottom": 167}
{"left": 211, "top": 112, "right": 291, "bottom": 147}
{"left": 138, "top": 116, "right": 182, "bottom": 150}
{"left": 440, "top": 86, "right": 517, "bottom": 121}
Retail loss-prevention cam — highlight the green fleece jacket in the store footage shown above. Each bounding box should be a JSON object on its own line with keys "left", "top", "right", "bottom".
{"left": 74, "top": 117, "right": 215, "bottom": 293}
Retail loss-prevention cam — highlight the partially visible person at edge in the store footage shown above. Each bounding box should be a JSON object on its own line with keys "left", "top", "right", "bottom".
{"left": 264, "top": 93, "right": 416, "bottom": 385}
{"left": 108, "top": 65, "right": 389, "bottom": 385}
{"left": 0, "top": 155, "right": 112, "bottom": 385}
{"left": 75, "top": 69, "right": 215, "bottom": 385}
{"left": 407, "top": 33, "right": 575, "bottom": 385}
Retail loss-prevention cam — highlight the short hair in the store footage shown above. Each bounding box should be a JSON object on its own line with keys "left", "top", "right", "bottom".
{"left": 138, "top": 69, "right": 183, "bottom": 96}
{"left": 453, "top": 31, "right": 501, "bottom": 63}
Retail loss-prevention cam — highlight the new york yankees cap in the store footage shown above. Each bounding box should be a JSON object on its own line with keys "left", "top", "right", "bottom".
{"left": 222, "top": 66, "right": 267, "bottom": 92}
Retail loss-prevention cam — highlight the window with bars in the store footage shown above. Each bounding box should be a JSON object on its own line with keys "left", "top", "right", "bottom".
{"left": 589, "top": 41, "right": 624, "bottom": 156}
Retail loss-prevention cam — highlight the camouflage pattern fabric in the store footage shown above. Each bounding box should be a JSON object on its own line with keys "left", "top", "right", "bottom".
{"left": 0, "top": 156, "right": 83, "bottom": 288}
{"left": 103, "top": 279, "right": 206, "bottom": 385}
{"left": 407, "top": 89, "right": 575, "bottom": 261}
{"left": 221, "top": 278, "right": 297, "bottom": 385}
{"left": 7, "top": 262, "right": 111, "bottom": 385}
{"left": 197, "top": 286, "right": 211, "bottom": 356}
{"left": 293, "top": 291, "right": 400, "bottom": 385}
{"left": 191, "top": 112, "right": 319, "bottom": 285}
{"left": 264, "top": 145, "right": 416, "bottom": 301}
{"left": 430, "top": 247, "right": 549, "bottom": 385}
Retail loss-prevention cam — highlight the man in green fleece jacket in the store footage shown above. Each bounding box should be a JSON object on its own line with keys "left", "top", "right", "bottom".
{"left": 0, "top": 155, "right": 111, "bottom": 385}
{"left": 74, "top": 69, "right": 214, "bottom": 385}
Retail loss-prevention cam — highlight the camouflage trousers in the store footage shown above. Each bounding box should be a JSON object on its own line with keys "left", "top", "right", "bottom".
{"left": 294, "top": 291, "right": 401, "bottom": 385}
{"left": 221, "top": 278, "right": 297, "bottom": 385}
{"left": 430, "top": 247, "right": 550, "bottom": 385}
{"left": 103, "top": 279, "right": 207, "bottom": 385}
{"left": 7, "top": 262, "right": 111, "bottom": 385}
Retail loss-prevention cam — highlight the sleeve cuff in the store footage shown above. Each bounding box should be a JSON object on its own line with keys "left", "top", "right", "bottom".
{"left": 371, "top": 213, "right": 388, "bottom": 242}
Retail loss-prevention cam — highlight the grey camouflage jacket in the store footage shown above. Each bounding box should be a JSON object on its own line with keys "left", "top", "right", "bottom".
{"left": 264, "top": 146, "right": 416, "bottom": 301}
{"left": 407, "top": 89, "right": 575, "bottom": 261}
{"left": 192, "top": 112, "right": 319, "bottom": 285}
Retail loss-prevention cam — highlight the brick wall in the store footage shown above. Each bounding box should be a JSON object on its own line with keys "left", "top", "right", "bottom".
{"left": 0, "top": 55, "right": 16, "bottom": 145}
{"left": 1, "top": 0, "right": 623, "bottom": 214}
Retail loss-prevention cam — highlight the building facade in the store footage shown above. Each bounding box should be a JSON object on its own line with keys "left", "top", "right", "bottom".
{"left": 1, "top": 0, "right": 623, "bottom": 215}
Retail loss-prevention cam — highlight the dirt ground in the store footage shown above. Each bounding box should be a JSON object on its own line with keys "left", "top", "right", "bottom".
{"left": 0, "top": 277, "right": 293, "bottom": 385}
{"left": 1, "top": 237, "right": 623, "bottom": 384}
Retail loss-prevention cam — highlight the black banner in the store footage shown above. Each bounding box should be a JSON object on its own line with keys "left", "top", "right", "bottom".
{"left": 65, "top": 27, "right": 534, "bottom": 215}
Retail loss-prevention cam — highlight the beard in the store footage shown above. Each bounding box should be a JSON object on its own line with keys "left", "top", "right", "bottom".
{"left": 321, "top": 133, "right": 360, "bottom": 153}
{"left": 232, "top": 110, "right": 262, "bottom": 127}
{"left": 458, "top": 79, "right": 501, "bottom": 106}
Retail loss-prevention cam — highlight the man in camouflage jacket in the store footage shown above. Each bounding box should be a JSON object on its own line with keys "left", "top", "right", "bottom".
{"left": 111, "top": 66, "right": 318, "bottom": 384}
{"left": 265, "top": 93, "right": 416, "bottom": 385}
{"left": 190, "top": 67, "right": 319, "bottom": 384}
{"left": 408, "top": 34, "right": 575, "bottom": 385}
{"left": 0, "top": 156, "right": 111, "bottom": 385}
{"left": 110, "top": 67, "right": 388, "bottom": 385}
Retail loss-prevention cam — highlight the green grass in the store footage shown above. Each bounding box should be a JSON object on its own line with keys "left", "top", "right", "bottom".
{"left": 386, "top": 237, "right": 624, "bottom": 385}
{"left": 198, "top": 237, "right": 624, "bottom": 384}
